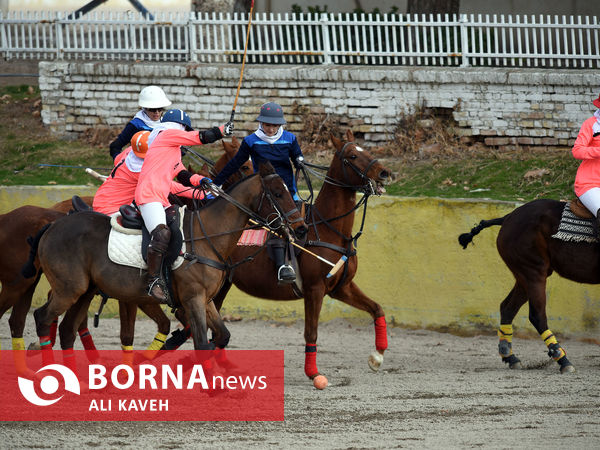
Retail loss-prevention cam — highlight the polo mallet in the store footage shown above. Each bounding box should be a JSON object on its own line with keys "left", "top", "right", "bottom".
{"left": 248, "top": 219, "right": 347, "bottom": 278}
{"left": 229, "top": 0, "right": 255, "bottom": 124}
{"left": 85, "top": 167, "right": 108, "bottom": 182}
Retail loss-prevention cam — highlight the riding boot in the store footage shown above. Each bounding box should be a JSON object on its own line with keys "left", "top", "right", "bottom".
{"left": 147, "top": 224, "right": 171, "bottom": 303}
{"left": 272, "top": 239, "right": 295, "bottom": 284}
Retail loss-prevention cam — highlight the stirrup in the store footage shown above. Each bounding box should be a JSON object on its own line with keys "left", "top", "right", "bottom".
{"left": 148, "top": 277, "right": 171, "bottom": 305}
{"left": 277, "top": 264, "right": 296, "bottom": 283}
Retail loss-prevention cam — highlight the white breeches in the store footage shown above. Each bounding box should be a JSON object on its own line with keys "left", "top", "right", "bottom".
{"left": 138, "top": 202, "right": 167, "bottom": 233}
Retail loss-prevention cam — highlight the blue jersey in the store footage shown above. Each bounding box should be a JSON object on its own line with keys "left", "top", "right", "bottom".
{"left": 214, "top": 131, "right": 303, "bottom": 195}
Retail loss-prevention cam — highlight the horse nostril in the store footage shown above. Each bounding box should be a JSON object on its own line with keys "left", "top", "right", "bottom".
{"left": 379, "top": 170, "right": 390, "bottom": 180}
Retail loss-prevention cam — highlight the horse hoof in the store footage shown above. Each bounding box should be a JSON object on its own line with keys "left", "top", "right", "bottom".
{"left": 27, "top": 342, "right": 41, "bottom": 351}
{"left": 368, "top": 351, "right": 384, "bottom": 372}
{"left": 509, "top": 361, "right": 523, "bottom": 370}
{"left": 560, "top": 364, "right": 575, "bottom": 374}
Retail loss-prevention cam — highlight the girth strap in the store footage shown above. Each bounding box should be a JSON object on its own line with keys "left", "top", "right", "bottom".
{"left": 182, "top": 252, "right": 227, "bottom": 271}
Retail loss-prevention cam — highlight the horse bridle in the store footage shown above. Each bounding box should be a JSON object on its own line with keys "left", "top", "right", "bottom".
{"left": 333, "top": 142, "right": 380, "bottom": 195}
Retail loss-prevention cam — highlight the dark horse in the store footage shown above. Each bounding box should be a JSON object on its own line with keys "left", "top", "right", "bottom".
{"left": 207, "top": 130, "right": 392, "bottom": 381}
{"left": 458, "top": 198, "right": 585, "bottom": 373}
{"left": 28, "top": 163, "right": 306, "bottom": 354}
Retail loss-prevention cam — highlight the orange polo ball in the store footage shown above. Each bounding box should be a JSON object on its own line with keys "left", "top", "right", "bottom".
{"left": 313, "top": 375, "right": 328, "bottom": 390}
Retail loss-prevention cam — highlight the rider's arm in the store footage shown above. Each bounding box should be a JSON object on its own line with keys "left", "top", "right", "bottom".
{"left": 573, "top": 117, "right": 600, "bottom": 160}
{"left": 212, "top": 140, "right": 252, "bottom": 186}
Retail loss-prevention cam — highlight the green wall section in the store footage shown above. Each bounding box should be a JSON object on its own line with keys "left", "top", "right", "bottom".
{"left": 2, "top": 187, "right": 599, "bottom": 335}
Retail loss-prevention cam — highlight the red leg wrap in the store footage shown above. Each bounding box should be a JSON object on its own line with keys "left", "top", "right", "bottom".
{"left": 62, "top": 347, "right": 77, "bottom": 374}
{"left": 78, "top": 328, "right": 97, "bottom": 350}
{"left": 49, "top": 318, "right": 58, "bottom": 347}
{"left": 304, "top": 343, "right": 318, "bottom": 378}
{"left": 39, "top": 335, "right": 54, "bottom": 365}
{"left": 374, "top": 316, "right": 388, "bottom": 351}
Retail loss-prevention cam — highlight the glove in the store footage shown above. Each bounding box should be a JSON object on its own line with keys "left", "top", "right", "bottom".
{"left": 199, "top": 177, "right": 213, "bottom": 189}
{"left": 199, "top": 127, "right": 223, "bottom": 145}
{"left": 223, "top": 121, "right": 234, "bottom": 136}
{"left": 294, "top": 156, "right": 305, "bottom": 169}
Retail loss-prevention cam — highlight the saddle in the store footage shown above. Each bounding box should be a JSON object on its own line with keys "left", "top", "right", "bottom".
{"left": 569, "top": 198, "right": 594, "bottom": 219}
{"left": 109, "top": 204, "right": 184, "bottom": 269}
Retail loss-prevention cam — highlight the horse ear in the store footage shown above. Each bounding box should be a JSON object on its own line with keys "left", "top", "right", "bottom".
{"left": 345, "top": 129, "right": 355, "bottom": 142}
{"left": 258, "top": 161, "right": 275, "bottom": 177}
{"left": 330, "top": 133, "right": 342, "bottom": 150}
{"left": 200, "top": 163, "right": 209, "bottom": 176}
{"left": 231, "top": 135, "right": 240, "bottom": 147}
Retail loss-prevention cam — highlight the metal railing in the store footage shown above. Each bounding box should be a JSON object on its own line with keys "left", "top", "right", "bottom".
{"left": 1, "top": 10, "right": 599, "bottom": 68}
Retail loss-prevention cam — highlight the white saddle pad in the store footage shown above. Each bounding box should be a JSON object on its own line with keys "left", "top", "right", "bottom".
{"left": 107, "top": 206, "right": 186, "bottom": 270}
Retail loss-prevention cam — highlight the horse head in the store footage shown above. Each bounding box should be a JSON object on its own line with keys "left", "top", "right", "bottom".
{"left": 256, "top": 162, "right": 308, "bottom": 239}
{"left": 329, "top": 130, "right": 392, "bottom": 195}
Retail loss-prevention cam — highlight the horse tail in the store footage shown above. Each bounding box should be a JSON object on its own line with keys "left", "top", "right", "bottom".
{"left": 21, "top": 223, "right": 52, "bottom": 278}
{"left": 458, "top": 217, "right": 505, "bottom": 249}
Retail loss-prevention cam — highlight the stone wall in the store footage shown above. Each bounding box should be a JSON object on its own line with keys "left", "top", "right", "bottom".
{"left": 39, "top": 61, "right": 600, "bottom": 149}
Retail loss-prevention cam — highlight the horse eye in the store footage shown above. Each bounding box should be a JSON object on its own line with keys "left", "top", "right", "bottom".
{"left": 348, "top": 154, "right": 357, "bottom": 160}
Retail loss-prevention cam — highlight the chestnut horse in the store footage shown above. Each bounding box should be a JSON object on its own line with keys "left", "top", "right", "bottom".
{"left": 458, "top": 198, "right": 582, "bottom": 373}
{"left": 206, "top": 130, "right": 392, "bottom": 382}
{"left": 28, "top": 163, "right": 306, "bottom": 355}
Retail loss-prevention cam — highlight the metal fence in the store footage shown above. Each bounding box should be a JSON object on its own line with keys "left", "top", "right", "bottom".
{"left": 1, "top": 10, "right": 599, "bottom": 68}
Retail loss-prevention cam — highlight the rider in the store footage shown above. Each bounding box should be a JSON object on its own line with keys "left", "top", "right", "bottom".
{"left": 135, "top": 109, "right": 233, "bottom": 303}
{"left": 94, "top": 130, "right": 209, "bottom": 216}
{"left": 573, "top": 93, "right": 600, "bottom": 220}
{"left": 109, "top": 86, "right": 171, "bottom": 160}
{"left": 212, "top": 101, "right": 305, "bottom": 284}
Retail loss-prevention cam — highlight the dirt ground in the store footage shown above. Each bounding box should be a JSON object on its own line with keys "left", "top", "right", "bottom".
{"left": 0, "top": 315, "right": 598, "bottom": 449}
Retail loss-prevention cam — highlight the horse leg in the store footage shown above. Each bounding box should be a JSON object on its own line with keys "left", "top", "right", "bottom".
{"left": 205, "top": 301, "right": 234, "bottom": 369}
{"left": 211, "top": 279, "right": 232, "bottom": 312}
{"left": 184, "top": 295, "right": 214, "bottom": 350}
{"left": 525, "top": 279, "right": 575, "bottom": 374}
{"left": 137, "top": 302, "right": 170, "bottom": 360}
{"left": 498, "top": 283, "right": 527, "bottom": 369}
{"left": 328, "top": 281, "right": 388, "bottom": 372}
{"left": 58, "top": 293, "right": 94, "bottom": 375}
{"left": 5, "top": 281, "right": 37, "bottom": 375}
{"left": 303, "top": 285, "right": 326, "bottom": 379}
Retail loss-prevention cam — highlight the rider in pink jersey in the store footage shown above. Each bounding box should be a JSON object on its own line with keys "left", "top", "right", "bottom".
{"left": 135, "top": 109, "right": 233, "bottom": 303}
{"left": 573, "top": 93, "right": 600, "bottom": 218}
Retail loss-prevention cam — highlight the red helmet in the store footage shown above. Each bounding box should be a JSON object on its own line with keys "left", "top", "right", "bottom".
{"left": 131, "top": 130, "right": 150, "bottom": 158}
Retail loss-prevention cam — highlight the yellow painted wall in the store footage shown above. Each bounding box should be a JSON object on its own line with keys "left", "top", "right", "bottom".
{"left": 2, "top": 186, "right": 599, "bottom": 335}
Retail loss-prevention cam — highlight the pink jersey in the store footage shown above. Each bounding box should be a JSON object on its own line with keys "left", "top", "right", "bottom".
{"left": 92, "top": 148, "right": 138, "bottom": 215}
{"left": 135, "top": 129, "right": 203, "bottom": 207}
{"left": 573, "top": 116, "right": 600, "bottom": 197}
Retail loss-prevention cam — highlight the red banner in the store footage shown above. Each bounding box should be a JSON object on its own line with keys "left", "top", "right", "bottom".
{"left": 0, "top": 349, "right": 284, "bottom": 421}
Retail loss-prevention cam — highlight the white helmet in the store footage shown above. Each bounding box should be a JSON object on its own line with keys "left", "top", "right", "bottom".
{"left": 138, "top": 86, "right": 172, "bottom": 109}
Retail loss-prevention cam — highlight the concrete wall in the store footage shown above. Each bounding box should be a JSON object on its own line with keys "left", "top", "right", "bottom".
{"left": 2, "top": 186, "right": 599, "bottom": 336}
{"left": 39, "top": 62, "right": 600, "bottom": 149}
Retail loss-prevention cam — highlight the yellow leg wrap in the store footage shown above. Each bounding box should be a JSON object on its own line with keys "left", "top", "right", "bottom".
{"left": 143, "top": 333, "right": 167, "bottom": 360}
{"left": 147, "top": 333, "right": 168, "bottom": 351}
{"left": 12, "top": 338, "right": 29, "bottom": 375}
{"left": 12, "top": 337, "right": 26, "bottom": 351}
{"left": 122, "top": 345, "right": 134, "bottom": 367}
{"left": 498, "top": 324, "right": 513, "bottom": 343}
{"left": 541, "top": 329, "right": 558, "bottom": 346}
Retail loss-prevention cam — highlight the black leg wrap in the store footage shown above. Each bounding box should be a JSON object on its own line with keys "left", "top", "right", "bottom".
{"left": 502, "top": 354, "right": 521, "bottom": 366}
{"left": 557, "top": 355, "right": 572, "bottom": 369}
{"left": 163, "top": 328, "right": 191, "bottom": 350}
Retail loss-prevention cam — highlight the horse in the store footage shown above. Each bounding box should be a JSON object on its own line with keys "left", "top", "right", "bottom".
{"left": 27, "top": 162, "right": 306, "bottom": 359}
{"left": 3, "top": 146, "right": 237, "bottom": 359}
{"left": 0, "top": 202, "right": 178, "bottom": 373}
{"left": 199, "top": 130, "right": 392, "bottom": 382}
{"left": 458, "top": 198, "right": 588, "bottom": 373}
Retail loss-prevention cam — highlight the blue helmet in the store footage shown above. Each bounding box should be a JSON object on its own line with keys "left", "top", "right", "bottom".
{"left": 161, "top": 109, "right": 193, "bottom": 131}
{"left": 256, "top": 102, "right": 286, "bottom": 125}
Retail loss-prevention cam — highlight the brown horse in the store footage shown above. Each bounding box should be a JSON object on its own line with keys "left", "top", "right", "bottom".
{"left": 0, "top": 202, "right": 174, "bottom": 369}
{"left": 29, "top": 163, "right": 306, "bottom": 354}
{"left": 204, "top": 130, "right": 392, "bottom": 381}
{"left": 458, "top": 198, "right": 582, "bottom": 373}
